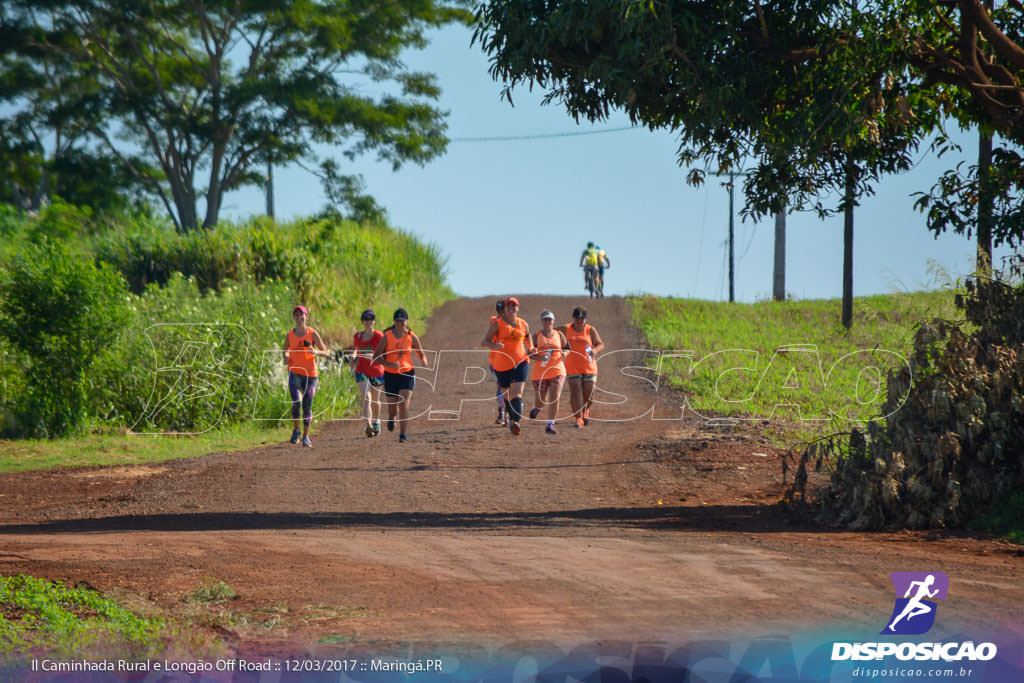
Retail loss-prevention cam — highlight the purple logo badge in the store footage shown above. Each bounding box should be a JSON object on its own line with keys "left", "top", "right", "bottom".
{"left": 881, "top": 572, "right": 949, "bottom": 635}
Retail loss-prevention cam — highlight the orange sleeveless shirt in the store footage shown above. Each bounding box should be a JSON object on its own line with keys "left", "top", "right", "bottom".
{"left": 531, "top": 329, "right": 566, "bottom": 381}
{"left": 563, "top": 323, "right": 597, "bottom": 376}
{"left": 286, "top": 327, "right": 319, "bottom": 378}
{"left": 382, "top": 328, "right": 415, "bottom": 374}
{"left": 491, "top": 316, "right": 529, "bottom": 372}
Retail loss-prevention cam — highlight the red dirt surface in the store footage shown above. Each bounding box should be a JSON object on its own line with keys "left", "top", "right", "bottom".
{"left": 0, "top": 296, "right": 1021, "bottom": 657}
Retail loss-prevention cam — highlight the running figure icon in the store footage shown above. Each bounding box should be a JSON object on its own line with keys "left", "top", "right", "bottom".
{"left": 887, "top": 575, "right": 939, "bottom": 632}
{"left": 881, "top": 571, "right": 948, "bottom": 635}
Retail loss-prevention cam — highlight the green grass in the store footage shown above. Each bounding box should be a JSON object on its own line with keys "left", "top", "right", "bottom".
{"left": 0, "top": 421, "right": 283, "bottom": 473}
{"left": 0, "top": 575, "right": 165, "bottom": 664}
{"left": 971, "top": 492, "right": 1024, "bottom": 544}
{"left": 184, "top": 579, "right": 238, "bottom": 605}
{"left": 631, "top": 290, "right": 958, "bottom": 440}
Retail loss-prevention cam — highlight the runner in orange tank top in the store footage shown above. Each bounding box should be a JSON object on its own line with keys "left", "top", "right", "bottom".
{"left": 282, "top": 304, "right": 328, "bottom": 447}
{"left": 481, "top": 296, "right": 536, "bottom": 436}
{"left": 557, "top": 306, "right": 605, "bottom": 428}
{"left": 528, "top": 309, "right": 569, "bottom": 434}
{"left": 372, "top": 308, "right": 426, "bottom": 443}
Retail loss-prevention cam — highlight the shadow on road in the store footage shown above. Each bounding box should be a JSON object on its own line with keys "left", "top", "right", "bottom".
{"left": 0, "top": 504, "right": 830, "bottom": 535}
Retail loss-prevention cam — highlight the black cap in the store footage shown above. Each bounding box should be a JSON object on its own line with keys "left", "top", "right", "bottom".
{"left": 360, "top": 309, "right": 375, "bottom": 321}
{"left": 393, "top": 308, "right": 409, "bottom": 321}
{"left": 572, "top": 307, "right": 587, "bottom": 319}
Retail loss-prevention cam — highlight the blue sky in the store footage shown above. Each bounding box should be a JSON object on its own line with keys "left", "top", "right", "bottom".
{"left": 224, "top": 25, "right": 1015, "bottom": 303}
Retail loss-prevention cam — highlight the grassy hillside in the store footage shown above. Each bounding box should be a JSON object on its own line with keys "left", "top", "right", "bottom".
{"left": 631, "top": 291, "right": 958, "bottom": 436}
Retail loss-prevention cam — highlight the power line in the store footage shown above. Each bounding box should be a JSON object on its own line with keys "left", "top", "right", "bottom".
{"left": 450, "top": 126, "right": 638, "bottom": 142}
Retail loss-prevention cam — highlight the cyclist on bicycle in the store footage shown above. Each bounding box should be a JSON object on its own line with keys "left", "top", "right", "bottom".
{"left": 579, "top": 242, "right": 600, "bottom": 294}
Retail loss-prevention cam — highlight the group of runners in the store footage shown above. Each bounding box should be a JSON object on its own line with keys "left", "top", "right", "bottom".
{"left": 282, "top": 299, "right": 603, "bottom": 445}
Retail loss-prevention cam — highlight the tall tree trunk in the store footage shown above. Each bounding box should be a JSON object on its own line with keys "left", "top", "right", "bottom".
{"left": 842, "top": 161, "right": 856, "bottom": 330}
{"left": 773, "top": 206, "right": 786, "bottom": 301}
{"left": 977, "top": 129, "right": 993, "bottom": 276}
{"left": 266, "top": 161, "right": 275, "bottom": 219}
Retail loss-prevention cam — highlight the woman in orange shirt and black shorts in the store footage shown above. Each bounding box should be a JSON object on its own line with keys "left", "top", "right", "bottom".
{"left": 559, "top": 306, "right": 605, "bottom": 428}
{"left": 481, "top": 297, "right": 536, "bottom": 436}
{"left": 372, "top": 308, "right": 426, "bottom": 443}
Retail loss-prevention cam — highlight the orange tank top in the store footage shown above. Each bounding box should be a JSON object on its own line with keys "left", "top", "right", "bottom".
{"left": 563, "top": 323, "right": 597, "bottom": 375}
{"left": 492, "top": 316, "right": 529, "bottom": 372}
{"left": 382, "top": 328, "right": 415, "bottom": 373}
{"left": 531, "top": 329, "right": 566, "bottom": 381}
{"left": 286, "top": 327, "right": 319, "bottom": 378}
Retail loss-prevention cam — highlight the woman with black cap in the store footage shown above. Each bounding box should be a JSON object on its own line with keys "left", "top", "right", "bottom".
{"left": 559, "top": 306, "right": 604, "bottom": 427}
{"left": 373, "top": 308, "right": 426, "bottom": 443}
{"left": 482, "top": 297, "right": 536, "bottom": 435}
{"left": 350, "top": 308, "right": 384, "bottom": 437}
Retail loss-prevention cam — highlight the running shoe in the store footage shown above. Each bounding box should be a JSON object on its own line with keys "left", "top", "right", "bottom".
{"left": 509, "top": 421, "right": 521, "bottom": 436}
{"left": 528, "top": 407, "right": 541, "bottom": 420}
{"left": 372, "top": 422, "right": 381, "bottom": 436}
{"left": 583, "top": 408, "right": 591, "bottom": 426}
{"left": 289, "top": 429, "right": 301, "bottom": 444}
{"left": 301, "top": 436, "right": 312, "bottom": 447}
{"left": 545, "top": 424, "right": 557, "bottom": 435}
{"left": 365, "top": 425, "right": 375, "bottom": 438}
{"left": 575, "top": 418, "right": 584, "bottom": 428}
{"left": 494, "top": 410, "right": 505, "bottom": 425}
{"left": 387, "top": 418, "right": 395, "bottom": 432}
{"left": 399, "top": 433, "right": 408, "bottom": 443}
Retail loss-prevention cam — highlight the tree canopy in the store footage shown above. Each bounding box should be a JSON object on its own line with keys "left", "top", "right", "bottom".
{"left": 474, "top": 0, "right": 1024, "bottom": 246}
{"left": 1, "top": 0, "right": 471, "bottom": 231}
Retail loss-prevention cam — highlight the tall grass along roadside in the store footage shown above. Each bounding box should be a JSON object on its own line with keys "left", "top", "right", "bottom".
{"left": 630, "top": 291, "right": 957, "bottom": 435}
{"left": 0, "top": 212, "right": 453, "bottom": 460}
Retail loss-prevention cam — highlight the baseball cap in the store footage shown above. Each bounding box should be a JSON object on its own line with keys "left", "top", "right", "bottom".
{"left": 360, "top": 309, "right": 375, "bottom": 320}
{"left": 293, "top": 305, "right": 308, "bottom": 316}
{"left": 393, "top": 308, "right": 409, "bottom": 321}
{"left": 540, "top": 310, "right": 554, "bottom": 320}
{"left": 504, "top": 297, "right": 520, "bottom": 307}
{"left": 572, "top": 307, "right": 587, "bottom": 318}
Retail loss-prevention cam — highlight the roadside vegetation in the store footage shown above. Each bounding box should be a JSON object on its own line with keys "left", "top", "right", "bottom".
{"left": 0, "top": 205, "right": 453, "bottom": 467}
{"left": 632, "top": 280, "right": 1023, "bottom": 539}
{"left": 631, "top": 289, "right": 957, "bottom": 433}
{"left": 0, "top": 574, "right": 375, "bottom": 668}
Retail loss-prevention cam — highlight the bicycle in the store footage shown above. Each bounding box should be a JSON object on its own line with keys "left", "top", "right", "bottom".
{"left": 583, "top": 265, "right": 602, "bottom": 298}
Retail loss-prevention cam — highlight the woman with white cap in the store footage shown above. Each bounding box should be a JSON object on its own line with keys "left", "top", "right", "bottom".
{"left": 481, "top": 296, "right": 536, "bottom": 435}
{"left": 529, "top": 309, "right": 569, "bottom": 434}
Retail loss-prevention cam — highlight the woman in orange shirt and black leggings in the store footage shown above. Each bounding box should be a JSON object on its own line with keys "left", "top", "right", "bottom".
{"left": 373, "top": 308, "right": 426, "bottom": 443}
{"left": 482, "top": 297, "right": 536, "bottom": 436}
{"left": 283, "top": 304, "right": 329, "bottom": 447}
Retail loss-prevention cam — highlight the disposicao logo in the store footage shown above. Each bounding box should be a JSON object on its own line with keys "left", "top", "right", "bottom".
{"left": 831, "top": 572, "right": 998, "bottom": 662}
{"left": 882, "top": 571, "right": 948, "bottom": 635}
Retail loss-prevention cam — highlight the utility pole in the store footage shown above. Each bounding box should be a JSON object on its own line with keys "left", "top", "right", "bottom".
{"left": 716, "top": 169, "right": 752, "bottom": 303}
{"left": 727, "top": 172, "right": 736, "bottom": 303}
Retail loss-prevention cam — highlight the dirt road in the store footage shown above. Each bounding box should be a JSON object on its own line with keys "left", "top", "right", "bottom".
{"left": 0, "top": 296, "right": 1021, "bottom": 657}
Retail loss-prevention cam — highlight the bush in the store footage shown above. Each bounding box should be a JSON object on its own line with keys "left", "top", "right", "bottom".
{"left": 0, "top": 241, "right": 129, "bottom": 437}
{"left": 789, "top": 273, "right": 1024, "bottom": 530}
